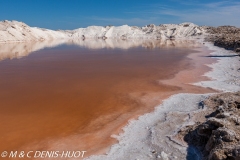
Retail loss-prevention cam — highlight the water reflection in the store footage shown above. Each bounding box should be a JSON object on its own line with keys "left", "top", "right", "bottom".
{"left": 0, "top": 40, "right": 66, "bottom": 61}
{"left": 0, "top": 39, "right": 200, "bottom": 61}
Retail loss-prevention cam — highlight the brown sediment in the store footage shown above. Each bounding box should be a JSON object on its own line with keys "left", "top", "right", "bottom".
{"left": 0, "top": 40, "right": 216, "bottom": 159}
{"left": 178, "top": 92, "right": 240, "bottom": 160}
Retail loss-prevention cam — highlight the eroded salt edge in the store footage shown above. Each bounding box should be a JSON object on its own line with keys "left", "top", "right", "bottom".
{"left": 86, "top": 40, "right": 240, "bottom": 160}
{"left": 194, "top": 42, "right": 240, "bottom": 92}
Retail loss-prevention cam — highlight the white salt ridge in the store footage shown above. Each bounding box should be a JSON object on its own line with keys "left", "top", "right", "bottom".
{"left": 193, "top": 42, "right": 240, "bottom": 92}
{"left": 0, "top": 20, "right": 204, "bottom": 43}
{"left": 0, "top": 20, "right": 68, "bottom": 43}
{"left": 86, "top": 93, "right": 209, "bottom": 160}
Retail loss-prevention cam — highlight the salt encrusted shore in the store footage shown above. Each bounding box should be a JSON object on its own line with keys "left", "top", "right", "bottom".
{"left": 85, "top": 41, "right": 240, "bottom": 160}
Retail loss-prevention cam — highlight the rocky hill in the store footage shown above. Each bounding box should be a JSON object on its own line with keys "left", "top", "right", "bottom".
{"left": 205, "top": 26, "right": 240, "bottom": 53}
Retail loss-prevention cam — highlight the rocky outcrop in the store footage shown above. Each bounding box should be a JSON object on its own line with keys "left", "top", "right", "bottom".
{"left": 0, "top": 20, "right": 204, "bottom": 43}
{"left": 179, "top": 92, "right": 240, "bottom": 160}
{"left": 205, "top": 26, "right": 240, "bottom": 53}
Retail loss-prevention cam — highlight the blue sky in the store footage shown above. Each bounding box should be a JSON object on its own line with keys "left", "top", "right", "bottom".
{"left": 1, "top": 0, "right": 239, "bottom": 30}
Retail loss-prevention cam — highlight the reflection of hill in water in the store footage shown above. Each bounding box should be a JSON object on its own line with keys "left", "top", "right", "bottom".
{"left": 69, "top": 39, "right": 200, "bottom": 49}
{"left": 0, "top": 39, "right": 200, "bottom": 61}
{"left": 0, "top": 40, "right": 67, "bottom": 61}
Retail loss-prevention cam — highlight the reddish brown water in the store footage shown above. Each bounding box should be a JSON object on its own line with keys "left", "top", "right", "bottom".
{"left": 0, "top": 40, "right": 215, "bottom": 159}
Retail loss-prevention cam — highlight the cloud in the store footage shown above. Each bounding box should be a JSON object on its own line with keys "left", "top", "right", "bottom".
{"left": 120, "top": 0, "right": 240, "bottom": 26}
{"left": 148, "top": 1, "right": 240, "bottom": 26}
{"left": 62, "top": 0, "right": 240, "bottom": 27}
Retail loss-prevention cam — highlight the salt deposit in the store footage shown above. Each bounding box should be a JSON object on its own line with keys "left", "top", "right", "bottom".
{"left": 0, "top": 20, "right": 204, "bottom": 43}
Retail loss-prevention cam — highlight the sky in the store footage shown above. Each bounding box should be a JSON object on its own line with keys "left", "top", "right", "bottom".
{"left": 0, "top": 0, "right": 240, "bottom": 30}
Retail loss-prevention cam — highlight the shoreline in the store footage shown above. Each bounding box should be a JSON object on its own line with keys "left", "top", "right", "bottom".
{"left": 81, "top": 40, "right": 216, "bottom": 158}
{"left": 85, "top": 39, "right": 240, "bottom": 160}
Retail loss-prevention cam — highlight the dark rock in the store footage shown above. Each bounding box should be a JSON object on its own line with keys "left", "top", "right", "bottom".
{"left": 197, "top": 124, "right": 212, "bottom": 137}
{"left": 235, "top": 48, "right": 240, "bottom": 52}
{"left": 102, "top": 36, "right": 107, "bottom": 40}
{"left": 205, "top": 26, "right": 240, "bottom": 53}
{"left": 207, "top": 118, "right": 225, "bottom": 127}
{"left": 214, "top": 128, "right": 236, "bottom": 142}
{"left": 180, "top": 92, "right": 240, "bottom": 160}
{"left": 209, "top": 149, "right": 227, "bottom": 160}
{"left": 82, "top": 35, "right": 85, "bottom": 40}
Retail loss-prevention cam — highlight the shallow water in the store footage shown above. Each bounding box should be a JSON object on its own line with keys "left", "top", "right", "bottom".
{"left": 0, "top": 39, "right": 214, "bottom": 158}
